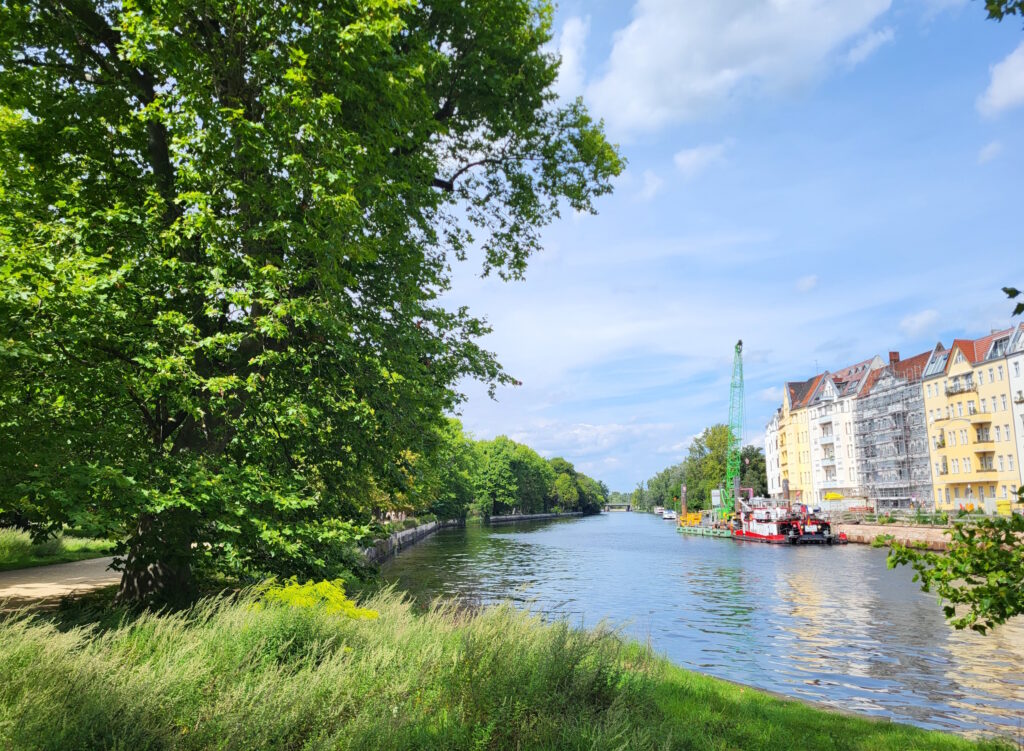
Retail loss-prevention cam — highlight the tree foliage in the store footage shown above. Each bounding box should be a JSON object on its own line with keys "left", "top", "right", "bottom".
{"left": 888, "top": 512, "right": 1024, "bottom": 633}
{"left": 980, "top": 0, "right": 1024, "bottom": 21}
{"left": 471, "top": 439, "right": 606, "bottom": 516}
{"left": 0, "top": 0, "right": 622, "bottom": 603}
{"left": 628, "top": 426, "right": 765, "bottom": 512}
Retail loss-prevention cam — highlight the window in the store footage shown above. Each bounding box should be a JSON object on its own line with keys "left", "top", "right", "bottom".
{"left": 1002, "top": 395, "right": 1008, "bottom": 411}
{"left": 957, "top": 402, "right": 963, "bottom": 417}
{"left": 935, "top": 462, "right": 940, "bottom": 475}
{"left": 979, "top": 371, "right": 985, "bottom": 385}
{"left": 981, "top": 398, "right": 988, "bottom": 412}
{"left": 952, "top": 459, "right": 959, "bottom": 474}
{"left": 954, "top": 487, "right": 961, "bottom": 499}
{"left": 1006, "top": 424, "right": 1011, "bottom": 439}
{"left": 998, "top": 455, "right": 1005, "bottom": 471}
{"left": 991, "top": 485, "right": 996, "bottom": 497}
{"left": 966, "top": 457, "right": 973, "bottom": 472}
{"left": 1016, "top": 362, "right": 1021, "bottom": 378}
{"left": 968, "top": 401, "right": 976, "bottom": 415}
{"left": 996, "top": 426, "right": 1002, "bottom": 441}
{"left": 1010, "top": 455, "right": 1015, "bottom": 471}
{"left": 998, "top": 365, "right": 1004, "bottom": 381}
{"left": 961, "top": 429, "right": 968, "bottom": 444}
{"left": 1002, "top": 485, "right": 1008, "bottom": 498}
{"left": 950, "top": 432, "right": 957, "bottom": 447}
{"left": 990, "top": 367, "right": 995, "bottom": 382}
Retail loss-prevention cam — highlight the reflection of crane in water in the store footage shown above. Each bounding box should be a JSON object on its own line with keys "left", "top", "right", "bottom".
{"left": 722, "top": 339, "right": 744, "bottom": 518}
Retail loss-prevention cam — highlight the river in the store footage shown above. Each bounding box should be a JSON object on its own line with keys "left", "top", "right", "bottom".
{"left": 382, "top": 512, "right": 1024, "bottom": 739}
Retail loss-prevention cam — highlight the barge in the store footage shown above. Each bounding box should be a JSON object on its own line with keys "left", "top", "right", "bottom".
{"left": 678, "top": 500, "right": 847, "bottom": 545}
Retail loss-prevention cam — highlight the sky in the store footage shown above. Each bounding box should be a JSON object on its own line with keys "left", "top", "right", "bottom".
{"left": 443, "top": 0, "right": 1024, "bottom": 492}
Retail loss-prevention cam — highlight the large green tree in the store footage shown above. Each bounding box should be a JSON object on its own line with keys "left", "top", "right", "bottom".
{"left": 0, "top": 0, "right": 621, "bottom": 603}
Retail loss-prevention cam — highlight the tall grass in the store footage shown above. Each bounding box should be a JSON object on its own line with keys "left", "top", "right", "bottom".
{"left": 0, "top": 588, "right": 1010, "bottom": 751}
{"left": 0, "top": 528, "right": 114, "bottom": 571}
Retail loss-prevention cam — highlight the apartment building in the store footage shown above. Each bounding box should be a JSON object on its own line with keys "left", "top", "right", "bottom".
{"left": 922, "top": 328, "right": 1020, "bottom": 515}
{"left": 805, "top": 357, "right": 884, "bottom": 505}
{"left": 854, "top": 351, "right": 932, "bottom": 510}
{"left": 770, "top": 373, "right": 825, "bottom": 503}
{"left": 1006, "top": 324, "right": 1024, "bottom": 494}
{"left": 765, "top": 408, "right": 783, "bottom": 498}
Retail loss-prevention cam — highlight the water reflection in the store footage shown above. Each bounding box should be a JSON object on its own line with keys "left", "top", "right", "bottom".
{"left": 382, "top": 513, "right": 1024, "bottom": 739}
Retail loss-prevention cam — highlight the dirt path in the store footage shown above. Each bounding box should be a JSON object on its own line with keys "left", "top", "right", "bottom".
{"left": 0, "top": 556, "right": 118, "bottom": 605}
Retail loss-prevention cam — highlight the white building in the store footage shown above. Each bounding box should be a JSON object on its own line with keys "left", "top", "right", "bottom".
{"left": 764, "top": 408, "right": 782, "bottom": 498}
{"left": 806, "top": 357, "right": 884, "bottom": 505}
{"left": 1007, "top": 323, "right": 1024, "bottom": 489}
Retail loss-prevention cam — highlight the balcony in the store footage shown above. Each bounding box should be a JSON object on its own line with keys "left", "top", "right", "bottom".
{"left": 976, "top": 467, "right": 997, "bottom": 473}
{"left": 945, "top": 381, "right": 977, "bottom": 396}
{"left": 820, "top": 456, "right": 836, "bottom": 466}
{"left": 818, "top": 434, "right": 835, "bottom": 444}
{"left": 968, "top": 412, "right": 992, "bottom": 425}
{"left": 938, "top": 467, "right": 949, "bottom": 475}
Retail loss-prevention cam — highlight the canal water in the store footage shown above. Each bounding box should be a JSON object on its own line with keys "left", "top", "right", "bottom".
{"left": 382, "top": 512, "right": 1024, "bottom": 739}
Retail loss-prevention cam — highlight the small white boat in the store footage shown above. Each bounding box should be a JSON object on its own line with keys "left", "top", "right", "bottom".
{"left": 654, "top": 506, "right": 665, "bottom": 516}
{"left": 662, "top": 510, "right": 677, "bottom": 521}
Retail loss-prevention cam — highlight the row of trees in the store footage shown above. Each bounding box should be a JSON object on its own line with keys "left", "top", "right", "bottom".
{"left": 629, "top": 425, "right": 767, "bottom": 512}
{"left": 381, "top": 421, "right": 609, "bottom": 520}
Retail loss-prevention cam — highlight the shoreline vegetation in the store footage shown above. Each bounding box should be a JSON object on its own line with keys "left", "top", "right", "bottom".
{"left": 0, "top": 529, "right": 115, "bottom": 572}
{"left": 0, "top": 585, "right": 1011, "bottom": 751}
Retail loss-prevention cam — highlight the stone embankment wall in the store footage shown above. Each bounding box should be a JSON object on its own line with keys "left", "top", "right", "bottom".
{"left": 835, "top": 523, "right": 949, "bottom": 551}
{"left": 486, "top": 512, "right": 583, "bottom": 525}
{"left": 363, "top": 520, "right": 463, "bottom": 564}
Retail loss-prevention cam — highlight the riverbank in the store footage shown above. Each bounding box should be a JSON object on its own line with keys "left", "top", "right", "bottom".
{"left": 835, "top": 523, "right": 950, "bottom": 551}
{"left": 362, "top": 519, "right": 463, "bottom": 564}
{"left": 486, "top": 511, "right": 583, "bottom": 525}
{"left": 0, "top": 588, "right": 1009, "bottom": 751}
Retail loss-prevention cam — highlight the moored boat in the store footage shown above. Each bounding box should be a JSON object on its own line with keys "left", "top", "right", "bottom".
{"left": 731, "top": 502, "right": 846, "bottom": 545}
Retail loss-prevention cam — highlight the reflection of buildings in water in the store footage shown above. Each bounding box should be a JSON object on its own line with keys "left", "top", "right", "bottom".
{"left": 942, "top": 618, "right": 1024, "bottom": 726}
{"left": 681, "top": 560, "right": 755, "bottom": 633}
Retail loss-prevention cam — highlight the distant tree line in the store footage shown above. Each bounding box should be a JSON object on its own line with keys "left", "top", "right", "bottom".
{"left": 379, "top": 420, "right": 610, "bottom": 521}
{"left": 627, "top": 425, "right": 767, "bottom": 512}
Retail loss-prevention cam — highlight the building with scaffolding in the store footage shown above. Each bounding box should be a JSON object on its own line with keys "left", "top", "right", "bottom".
{"left": 854, "top": 351, "right": 933, "bottom": 511}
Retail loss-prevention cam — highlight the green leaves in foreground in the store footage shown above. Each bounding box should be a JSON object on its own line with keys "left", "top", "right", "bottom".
{"left": 888, "top": 511, "right": 1024, "bottom": 633}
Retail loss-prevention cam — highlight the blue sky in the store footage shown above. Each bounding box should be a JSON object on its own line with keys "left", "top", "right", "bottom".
{"left": 444, "top": 0, "right": 1024, "bottom": 492}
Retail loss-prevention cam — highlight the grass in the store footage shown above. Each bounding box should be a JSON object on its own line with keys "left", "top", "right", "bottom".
{"left": 0, "top": 587, "right": 1013, "bottom": 751}
{"left": 0, "top": 528, "right": 115, "bottom": 572}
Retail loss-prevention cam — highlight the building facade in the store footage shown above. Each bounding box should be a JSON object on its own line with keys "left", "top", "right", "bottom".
{"left": 1005, "top": 324, "right": 1024, "bottom": 501}
{"left": 764, "top": 408, "right": 783, "bottom": 498}
{"left": 854, "top": 351, "right": 932, "bottom": 510}
{"left": 806, "top": 357, "right": 883, "bottom": 505}
{"left": 922, "top": 329, "right": 1020, "bottom": 514}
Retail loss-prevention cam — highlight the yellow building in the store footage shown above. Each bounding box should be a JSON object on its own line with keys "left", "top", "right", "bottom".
{"left": 922, "top": 328, "right": 1021, "bottom": 514}
{"left": 777, "top": 373, "right": 825, "bottom": 503}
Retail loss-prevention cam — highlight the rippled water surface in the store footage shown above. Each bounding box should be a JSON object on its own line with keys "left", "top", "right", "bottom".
{"left": 382, "top": 513, "right": 1024, "bottom": 739}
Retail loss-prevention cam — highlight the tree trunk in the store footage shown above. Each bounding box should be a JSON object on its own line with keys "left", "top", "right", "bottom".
{"left": 115, "top": 512, "right": 197, "bottom": 607}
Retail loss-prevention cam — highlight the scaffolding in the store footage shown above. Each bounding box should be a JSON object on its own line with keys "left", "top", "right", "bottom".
{"left": 854, "top": 365, "right": 933, "bottom": 510}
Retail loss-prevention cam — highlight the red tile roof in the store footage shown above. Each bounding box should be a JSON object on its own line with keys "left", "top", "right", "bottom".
{"left": 893, "top": 350, "right": 931, "bottom": 381}
{"left": 948, "top": 328, "right": 1014, "bottom": 367}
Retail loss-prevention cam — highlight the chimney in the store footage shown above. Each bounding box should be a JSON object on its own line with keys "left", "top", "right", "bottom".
{"left": 889, "top": 351, "right": 899, "bottom": 366}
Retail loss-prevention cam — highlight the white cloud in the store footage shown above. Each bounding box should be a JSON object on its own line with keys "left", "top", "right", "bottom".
{"left": 977, "top": 42, "right": 1024, "bottom": 117}
{"left": 553, "top": 16, "right": 590, "bottom": 101}
{"left": 586, "top": 0, "right": 891, "bottom": 135}
{"left": 758, "top": 386, "right": 785, "bottom": 402}
{"left": 674, "top": 141, "right": 731, "bottom": 179}
{"left": 796, "top": 274, "right": 819, "bottom": 292}
{"left": 900, "top": 309, "right": 940, "bottom": 337}
{"left": 845, "top": 27, "right": 894, "bottom": 68}
{"left": 978, "top": 140, "right": 1003, "bottom": 164}
{"left": 638, "top": 169, "right": 664, "bottom": 201}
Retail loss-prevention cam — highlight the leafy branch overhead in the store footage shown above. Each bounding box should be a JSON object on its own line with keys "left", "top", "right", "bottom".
{"left": 1004, "top": 287, "right": 1024, "bottom": 317}
{"left": 0, "top": 0, "right": 622, "bottom": 603}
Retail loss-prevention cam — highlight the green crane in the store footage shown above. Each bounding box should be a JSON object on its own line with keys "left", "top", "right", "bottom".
{"left": 722, "top": 339, "right": 744, "bottom": 517}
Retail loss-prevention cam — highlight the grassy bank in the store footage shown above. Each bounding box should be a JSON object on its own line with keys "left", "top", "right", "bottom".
{"left": 0, "top": 528, "right": 115, "bottom": 572}
{"left": 0, "top": 588, "right": 1010, "bottom": 751}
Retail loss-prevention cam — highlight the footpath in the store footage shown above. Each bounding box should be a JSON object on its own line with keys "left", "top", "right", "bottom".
{"left": 0, "top": 556, "right": 119, "bottom": 606}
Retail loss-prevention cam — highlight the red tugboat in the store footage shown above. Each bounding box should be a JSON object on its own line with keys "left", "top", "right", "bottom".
{"left": 730, "top": 501, "right": 847, "bottom": 545}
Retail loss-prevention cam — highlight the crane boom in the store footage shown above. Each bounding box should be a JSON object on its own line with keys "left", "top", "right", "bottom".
{"left": 723, "top": 340, "right": 744, "bottom": 516}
